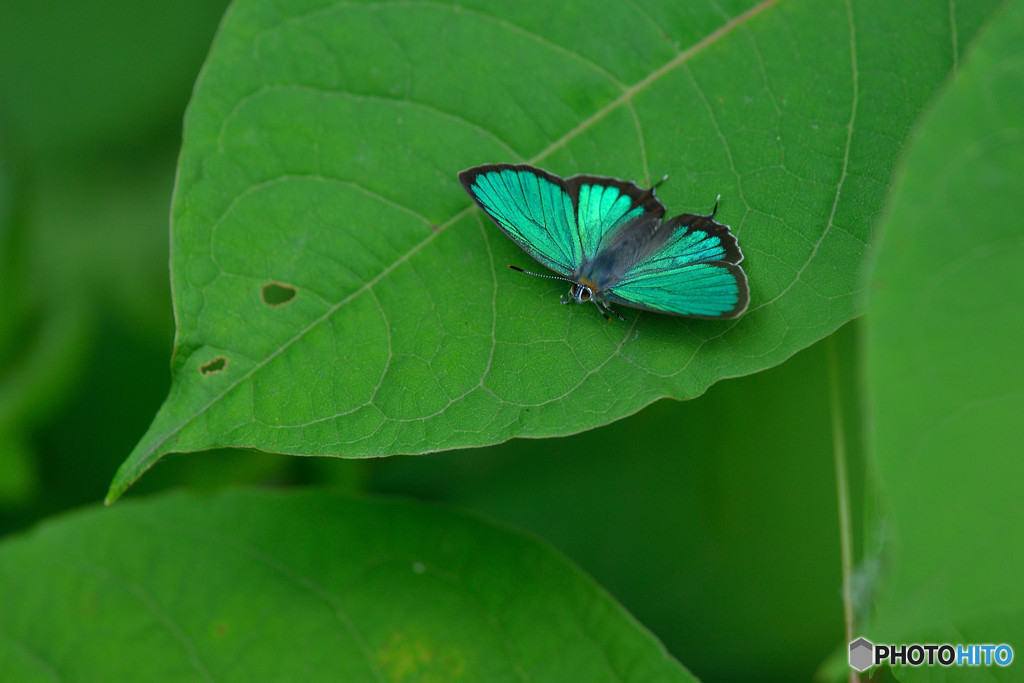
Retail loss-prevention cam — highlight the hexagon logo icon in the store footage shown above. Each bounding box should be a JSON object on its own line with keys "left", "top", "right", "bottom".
{"left": 849, "top": 637, "right": 874, "bottom": 672}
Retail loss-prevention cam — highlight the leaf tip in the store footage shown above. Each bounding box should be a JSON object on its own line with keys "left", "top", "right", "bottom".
{"left": 104, "top": 476, "right": 129, "bottom": 505}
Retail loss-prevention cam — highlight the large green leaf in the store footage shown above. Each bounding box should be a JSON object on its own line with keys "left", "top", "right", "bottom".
{"left": 0, "top": 489, "right": 692, "bottom": 681}
{"left": 110, "top": 0, "right": 1000, "bottom": 499}
{"left": 863, "top": 0, "right": 1024, "bottom": 671}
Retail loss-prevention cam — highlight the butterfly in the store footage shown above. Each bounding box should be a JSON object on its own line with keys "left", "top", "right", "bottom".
{"left": 458, "top": 163, "right": 749, "bottom": 320}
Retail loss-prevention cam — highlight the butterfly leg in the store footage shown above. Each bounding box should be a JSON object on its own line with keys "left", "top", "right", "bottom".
{"left": 594, "top": 298, "right": 626, "bottom": 322}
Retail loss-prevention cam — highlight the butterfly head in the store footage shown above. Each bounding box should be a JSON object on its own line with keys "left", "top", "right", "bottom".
{"left": 569, "top": 282, "right": 593, "bottom": 304}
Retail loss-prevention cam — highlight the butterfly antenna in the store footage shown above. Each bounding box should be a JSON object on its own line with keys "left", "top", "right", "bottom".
{"left": 509, "top": 265, "right": 627, "bottom": 322}
{"left": 652, "top": 173, "right": 669, "bottom": 190}
{"left": 710, "top": 194, "right": 721, "bottom": 219}
{"left": 507, "top": 265, "right": 575, "bottom": 284}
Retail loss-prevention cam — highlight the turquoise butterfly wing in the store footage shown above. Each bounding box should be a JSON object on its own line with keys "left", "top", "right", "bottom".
{"left": 567, "top": 173, "right": 665, "bottom": 262}
{"left": 602, "top": 213, "right": 748, "bottom": 318}
{"left": 460, "top": 165, "right": 579, "bottom": 275}
{"left": 459, "top": 164, "right": 665, "bottom": 275}
{"left": 459, "top": 163, "right": 748, "bottom": 319}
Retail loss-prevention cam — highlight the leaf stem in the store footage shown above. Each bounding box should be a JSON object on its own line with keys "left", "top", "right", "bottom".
{"left": 827, "top": 333, "right": 858, "bottom": 683}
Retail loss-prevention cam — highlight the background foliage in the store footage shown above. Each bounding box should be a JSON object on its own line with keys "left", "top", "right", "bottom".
{"left": 1, "top": 0, "right": 1019, "bottom": 680}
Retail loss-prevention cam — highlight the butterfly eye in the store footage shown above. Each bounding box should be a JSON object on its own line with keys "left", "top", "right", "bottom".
{"left": 570, "top": 283, "right": 592, "bottom": 303}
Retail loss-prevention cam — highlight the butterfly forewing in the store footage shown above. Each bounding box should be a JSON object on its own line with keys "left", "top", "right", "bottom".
{"left": 459, "top": 165, "right": 580, "bottom": 276}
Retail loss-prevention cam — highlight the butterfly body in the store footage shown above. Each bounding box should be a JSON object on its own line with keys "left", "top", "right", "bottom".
{"left": 458, "top": 163, "right": 748, "bottom": 320}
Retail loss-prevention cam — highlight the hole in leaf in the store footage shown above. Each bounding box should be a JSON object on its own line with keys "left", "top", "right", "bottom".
{"left": 262, "top": 282, "right": 296, "bottom": 306}
{"left": 200, "top": 357, "right": 227, "bottom": 375}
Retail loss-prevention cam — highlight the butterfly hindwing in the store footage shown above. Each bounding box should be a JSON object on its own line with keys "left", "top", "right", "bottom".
{"left": 604, "top": 213, "right": 749, "bottom": 318}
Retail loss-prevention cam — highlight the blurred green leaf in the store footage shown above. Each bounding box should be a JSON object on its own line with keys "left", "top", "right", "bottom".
{"left": 111, "top": 0, "right": 1000, "bottom": 499}
{"left": 864, "top": 0, "right": 1024, "bottom": 663}
{"left": 0, "top": 0, "right": 228, "bottom": 155}
{"left": 0, "top": 300, "right": 92, "bottom": 505}
{"left": 0, "top": 143, "right": 97, "bottom": 507}
{"left": 29, "top": 153, "right": 179, "bottom": 340}
{"left": 370, "top": 323, "right": 861, "bottom": 680}
{"left": 0, "top": 147, "right": 37, "bottom": 504}
{"left": 0, "top": 149, "right": 182, "bottom": 511}
{"left": 0, "top": 0, "right": 228, "bottom": 514}
{"left": 0, "top": 489, "right": 693, "bottom": 681}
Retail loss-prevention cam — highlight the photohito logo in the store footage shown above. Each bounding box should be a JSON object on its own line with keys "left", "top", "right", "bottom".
{"left": 849, "top": 637, "right": 1014, "bottom": 672}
